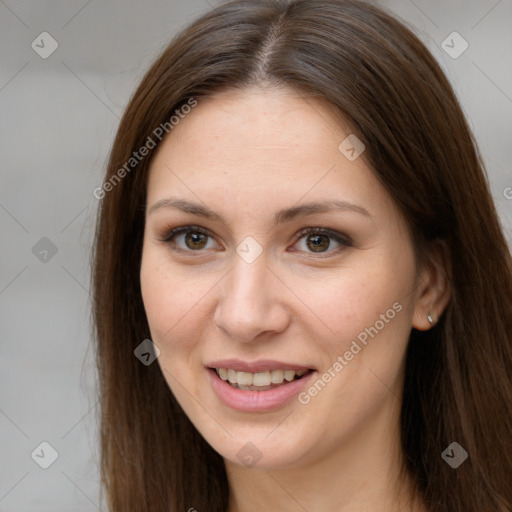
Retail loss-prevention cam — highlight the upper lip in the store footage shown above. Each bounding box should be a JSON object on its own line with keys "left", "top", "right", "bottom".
{"left": 206, "top": 359, "right": 314, "bottom": 373}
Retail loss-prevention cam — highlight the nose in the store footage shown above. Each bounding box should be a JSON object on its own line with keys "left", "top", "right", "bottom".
{"left": 214, "top": 255, "right": 291, "bottom": 343}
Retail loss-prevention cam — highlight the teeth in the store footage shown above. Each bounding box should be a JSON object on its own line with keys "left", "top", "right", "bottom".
{"left": 253, "top": 371, "right": 271, "bottom": 386}
{"left": 215, "top": 368, "right": 308, "bottom": 388}
{"left": 271, "top": 369, "right": 284, "bottom": 384}
{"left": 237, "top": 371, "right": 253, "bottom": 386}
{"left": 284, "top": 370, "right": 295, "bottom": 381}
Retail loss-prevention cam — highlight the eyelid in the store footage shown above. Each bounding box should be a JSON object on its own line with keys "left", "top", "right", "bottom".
{"left": 158, "top": 224, "right": 212, "bottom": 243}
{"left": 293, "top": 227, "right": 352, "bottom": 245}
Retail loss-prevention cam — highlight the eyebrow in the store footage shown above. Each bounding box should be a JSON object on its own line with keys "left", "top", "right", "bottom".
{"left": 147, "top": 197, "right": 372, "bottom": 223}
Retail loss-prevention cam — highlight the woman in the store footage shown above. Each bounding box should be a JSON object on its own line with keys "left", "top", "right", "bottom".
{"left": 92, "top": 0, "right": 512, "bottom": 510}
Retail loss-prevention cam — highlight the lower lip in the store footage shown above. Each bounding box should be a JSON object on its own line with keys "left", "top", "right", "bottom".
{"left": 207, "top": 368, "right": 315, "bottom": 412}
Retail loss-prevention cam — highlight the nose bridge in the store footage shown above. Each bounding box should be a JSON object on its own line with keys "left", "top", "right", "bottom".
{"left": 214, "top": 252, "right": 289, "bottom": 341}
{"left": 225, "top": 255, "right": 270, "bottom": 318}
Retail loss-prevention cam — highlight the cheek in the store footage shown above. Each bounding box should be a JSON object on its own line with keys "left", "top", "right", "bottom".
{"left": 292, "top": 252, "right": 415, "bottom": 345}
{"left": 140, "top": 247, "right": 211, "bottom": 342}
{"left": 311, "top": 251, "right": 416, "bottom": 397}
{"left": 292, "top": 264, "right": 414, "bottom": 449}
{"left": 140, "top": 250, "right": 211, "bottom": 399}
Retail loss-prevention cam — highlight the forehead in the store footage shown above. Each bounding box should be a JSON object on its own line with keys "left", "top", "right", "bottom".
{"left": 153, "top": 87, "right": 348, "bottom": 167}
{"left": 146, "top": 87, "right": 392, "bottom": 219}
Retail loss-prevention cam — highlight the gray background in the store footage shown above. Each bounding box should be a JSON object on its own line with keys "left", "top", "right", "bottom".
{"left": 1, "top": 0, "right": 511, "bottom": 510}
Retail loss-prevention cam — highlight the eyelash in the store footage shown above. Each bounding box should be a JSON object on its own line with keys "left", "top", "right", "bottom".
{"left": 157, "top": 225, "right": 352, "bottom": 258}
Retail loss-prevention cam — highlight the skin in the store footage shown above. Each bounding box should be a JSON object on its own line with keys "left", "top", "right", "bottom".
{"left": 140, "top": 87, "right": 450, "bottom": 511}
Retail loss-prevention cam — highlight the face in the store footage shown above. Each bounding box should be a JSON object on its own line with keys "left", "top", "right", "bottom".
{"left": 140, "top": 87, "right": 423, "bottom": 470}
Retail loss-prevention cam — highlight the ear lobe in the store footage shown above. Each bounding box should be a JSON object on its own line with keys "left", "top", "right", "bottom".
{"left": 412, "top": 240, "right": 451, "bottom": 331}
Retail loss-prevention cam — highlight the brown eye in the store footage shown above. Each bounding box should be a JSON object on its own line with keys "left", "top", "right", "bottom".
{"left": 306, "top": 234, "right": 330, "bottom": 252}
{"left": 293, "top": 228, "right": 352, "bottom": 256}
{"left": 160, "top": 226, "right": 220, "bottom": 252}
{"left": 185, "top": 232, "right": 208, "bottom": 250}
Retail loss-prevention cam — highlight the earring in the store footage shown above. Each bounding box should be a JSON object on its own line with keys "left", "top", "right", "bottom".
{"left": 427, "top": 313, "right": 434, "bottom": 325}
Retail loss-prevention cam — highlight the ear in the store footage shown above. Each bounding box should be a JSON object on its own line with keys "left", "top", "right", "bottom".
{"left": 412, "top": 240, "right": 451, "bottom": 331}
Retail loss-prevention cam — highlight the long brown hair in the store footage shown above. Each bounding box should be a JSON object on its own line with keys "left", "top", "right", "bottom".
{"left": 92, "top": 0, "right": 512, "bottom": 510}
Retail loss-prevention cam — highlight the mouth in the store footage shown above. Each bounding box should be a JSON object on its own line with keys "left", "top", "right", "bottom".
{"left": 213, "top": 367, "right": 311, "bottom": 391}
{"left": 206, "top": 360, "right": 316, "bottom": 412}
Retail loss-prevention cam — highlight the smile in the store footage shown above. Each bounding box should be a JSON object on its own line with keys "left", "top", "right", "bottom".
{"left": 207, "top": 361, "right": 315, "bottom": 412}
{"left": 215, "top": 368, "right": 309, "bottom": 390}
